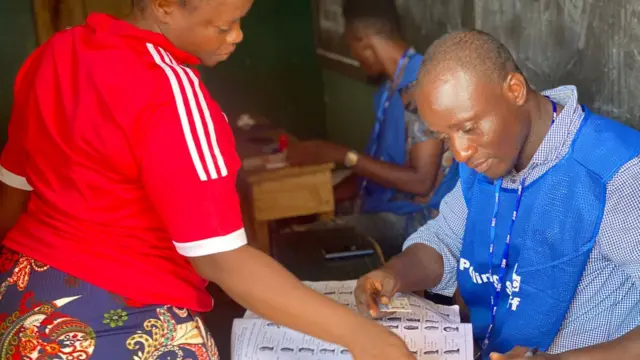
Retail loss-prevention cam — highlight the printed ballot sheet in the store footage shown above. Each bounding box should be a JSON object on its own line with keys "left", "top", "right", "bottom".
{"left": 234, "top": 280, "right": 474, "bottom": 360}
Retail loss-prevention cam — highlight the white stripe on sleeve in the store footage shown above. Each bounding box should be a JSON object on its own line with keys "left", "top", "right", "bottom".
{"left": 182, "top": 67, "right": 228, "bottom": 177}
{"left": 157, "top": 46, "right": 221, "bottom": 180}
{"left": 173, "top": 228, "right": 248, "bottom": 257}
{"left": 0, "top": 165, "right": 33, "bottom": 191}
{"left": 146, "top": 43, "right": 207, "bottom": 181}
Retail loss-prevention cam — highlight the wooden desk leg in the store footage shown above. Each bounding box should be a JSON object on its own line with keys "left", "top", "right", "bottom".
{"left": 253, "top": 220, "right": 271, "bottom": 255}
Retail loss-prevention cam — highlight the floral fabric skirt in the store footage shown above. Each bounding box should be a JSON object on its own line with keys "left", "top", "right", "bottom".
{"left": 0, "top": 247, "right": 219, "bottom": 359}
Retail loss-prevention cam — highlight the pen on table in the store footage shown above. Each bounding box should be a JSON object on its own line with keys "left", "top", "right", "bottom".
{"left": 524, "top": 347, "right": 539, "bottom": 357}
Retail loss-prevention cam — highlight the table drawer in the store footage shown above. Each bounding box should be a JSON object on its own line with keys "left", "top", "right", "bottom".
{"left": 252, "top": 171, "right": 334, "bottom": 221}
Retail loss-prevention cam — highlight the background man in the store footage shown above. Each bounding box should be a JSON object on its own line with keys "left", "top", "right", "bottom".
{"left": 288, "top": 0, "right": 458, "bottom": 258}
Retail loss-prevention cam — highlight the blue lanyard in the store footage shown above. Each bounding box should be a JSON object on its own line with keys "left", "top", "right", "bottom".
{"left": 358, "top": 48, "right": 415, "bottom": 204}
{"left": 480, "top": 98, "right": 558, "bottom": 352}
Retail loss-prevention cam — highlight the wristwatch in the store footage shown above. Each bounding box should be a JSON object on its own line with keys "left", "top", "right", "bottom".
{"left": 344, "top": 150, "right": 359, "bottom": 168}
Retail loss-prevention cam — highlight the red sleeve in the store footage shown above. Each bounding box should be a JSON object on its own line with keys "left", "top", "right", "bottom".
{"left": 140, "top": 78, "right": 246, "bottom": 257}
{"left": 0, "top": 48, "right": 42, "bottom": 191}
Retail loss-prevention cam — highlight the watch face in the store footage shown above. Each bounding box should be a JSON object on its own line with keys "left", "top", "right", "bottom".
{"left": 345, "top": 152, "right": 358, "bottom": 167}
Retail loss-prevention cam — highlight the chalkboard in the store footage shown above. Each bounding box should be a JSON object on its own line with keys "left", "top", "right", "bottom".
{"left": 312, "top": 0, "right": 473, "bottom": 78}
{"left": 396, "top": 0, "right": 474, "bottom": 52}
{"left": 313, "top": 0, "right": 640, "bottom": 128}
{"left": 474, "top": 0, "right": 640, "bottom": 128}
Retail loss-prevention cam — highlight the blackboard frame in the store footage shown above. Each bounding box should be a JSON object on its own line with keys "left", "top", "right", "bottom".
{"left": 311, "top": 0, "right": 368, "bottom": 81}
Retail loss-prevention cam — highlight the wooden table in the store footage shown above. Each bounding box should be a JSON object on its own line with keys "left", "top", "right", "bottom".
{"left": 233, "top": 123, "right": 335, "bottom": 254}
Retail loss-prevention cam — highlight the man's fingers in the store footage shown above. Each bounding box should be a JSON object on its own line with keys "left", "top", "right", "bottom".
{"left": 505, "top": 346, "right": 529, "bottom": 357}
{"left": 379, "top": 276, "right": 398, "bottom": 303}
{"left": 489, "top": 346, "right": 530, "bottom": 360}
{"left": 354, "top": 280, "right": 379, "bottom": 317}
{"left": 355, "top": 300, "right": 370, "bottom": 317}
{"left": 367, "top": 293, "right": 380, "bottom": 318}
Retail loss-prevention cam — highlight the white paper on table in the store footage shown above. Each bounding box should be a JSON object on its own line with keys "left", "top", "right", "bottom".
{"left": 232, "top": 318, "right": 352, "bottom": 360}
{"left": 231, "top": 318, "right": 473, "bottom": 360}
{"left": 237, "top": 280, "right": 474, "bottom": 360}
{"left": 245, "top": 280, "right": 460, "bottom": 323}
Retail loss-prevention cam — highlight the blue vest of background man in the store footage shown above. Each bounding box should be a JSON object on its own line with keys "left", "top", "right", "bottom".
{"left": 360, "top": 52, "right": 459, "bottom": 221}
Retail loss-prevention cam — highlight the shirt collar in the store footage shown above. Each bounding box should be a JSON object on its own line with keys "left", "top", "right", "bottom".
{"left": 85, "top": 13, "right": 200, "bottom": 65}
{"left": 521, "top": 85, "right": 583, "bottom": 170}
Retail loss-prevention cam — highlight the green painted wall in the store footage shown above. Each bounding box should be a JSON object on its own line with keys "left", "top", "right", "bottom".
{"left": 322, "top": 69, "right": 376, "bottom": 150}
{"left": 0, "top": 2, "right": 37, "bottom": 148}
{"left": 0, "top": 1, "right": 373, "bottom": 150}
{"left": 200, "top": 0, "right": 327, "bottom": 140}
{"left": 0, "top": 0, "right": 328, "bottom": 147}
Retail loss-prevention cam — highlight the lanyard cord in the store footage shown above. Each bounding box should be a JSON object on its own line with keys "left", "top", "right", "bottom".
{"left": 480, "top": 98, "right": 558, "bottom": 352}
{"left": 357, "top": 48, "right": 415, "bottom": 211}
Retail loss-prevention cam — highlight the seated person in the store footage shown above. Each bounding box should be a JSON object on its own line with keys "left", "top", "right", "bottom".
{"left": 355, "top": 30, "right": 640, "bottom": 359}
{"left": 287, "top": 0, "right": 458, "bottom": 257}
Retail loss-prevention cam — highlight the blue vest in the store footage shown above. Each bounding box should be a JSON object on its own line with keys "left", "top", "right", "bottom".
{"left": 361, "top": 53, "right": 459, "bottom": 215}
{"left": 457, "top": 109, "right": 640, "bottom": 357}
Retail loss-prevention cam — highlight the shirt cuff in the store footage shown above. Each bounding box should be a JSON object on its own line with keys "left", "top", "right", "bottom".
{"left": 0, "top": 165, "right": 32, "bottom": 191}
{"left": 173, "top": 228, "right": 248, "bottom": 257}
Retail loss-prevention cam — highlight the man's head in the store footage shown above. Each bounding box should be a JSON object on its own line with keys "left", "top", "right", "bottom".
{"left": 133, "top": 0, "right": 253, "bottom": 67}
{"left": 342, "top": 0, "right": 403, "bottom": 77}
{"left": 416, "top": 30, "right": 530, "bottom": 179}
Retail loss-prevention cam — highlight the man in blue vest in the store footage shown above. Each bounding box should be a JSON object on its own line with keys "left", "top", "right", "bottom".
{"left": 287, "top": 0, "right": 458, "bottom": 257}
{"left": 354, "top": 30, "right": 640, "bottom": 359}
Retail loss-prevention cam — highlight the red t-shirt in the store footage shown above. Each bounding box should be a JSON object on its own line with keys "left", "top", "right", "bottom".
{"left": 0, "top": 13, "right": 247, "bottom": 311}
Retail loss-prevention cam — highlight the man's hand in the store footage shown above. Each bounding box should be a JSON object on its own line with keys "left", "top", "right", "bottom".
{"left": 490, "top": 347, "right": 559, "bottom": 360}
{"left": 355, "top": 268, "right": 401, "bottom": 318}
{"left": 287, "top": 140, "right": 348, "bottom": 167}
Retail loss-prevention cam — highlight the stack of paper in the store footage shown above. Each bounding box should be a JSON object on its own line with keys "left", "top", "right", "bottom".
{"left": 233, "top": 280, "right": 474, "bottom": 359}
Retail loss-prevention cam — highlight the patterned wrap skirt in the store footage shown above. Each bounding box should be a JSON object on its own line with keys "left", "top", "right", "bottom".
{"left": 0, "top": 247, "right": 220, "bottom": 359}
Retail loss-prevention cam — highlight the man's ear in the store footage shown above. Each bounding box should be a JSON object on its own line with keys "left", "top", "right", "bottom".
{"left": 503, "top": 72, "right": 528, "bottom": 107}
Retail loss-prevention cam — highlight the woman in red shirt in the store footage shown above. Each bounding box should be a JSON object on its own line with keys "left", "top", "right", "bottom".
{"left": 0, "top": 0, "right": 413, "bottom": 359}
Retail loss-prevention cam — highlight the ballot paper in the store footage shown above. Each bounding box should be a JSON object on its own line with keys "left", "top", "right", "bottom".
{"left": 235, "top": 280, "right": 474, "bottom": 360}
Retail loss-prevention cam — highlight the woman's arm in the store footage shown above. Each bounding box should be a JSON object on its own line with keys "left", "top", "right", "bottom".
{"left": 0, "top": 182, "right": 29, "bottom": 240}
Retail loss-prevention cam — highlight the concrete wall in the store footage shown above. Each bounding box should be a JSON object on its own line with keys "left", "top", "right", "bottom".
{"left": 323, "top": 0, "right": 640, "bottom": 151}
{"left": 476, "top": 0, "right": 640, "bottom": 128}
